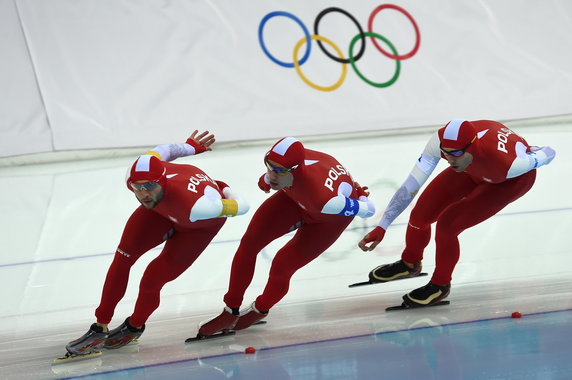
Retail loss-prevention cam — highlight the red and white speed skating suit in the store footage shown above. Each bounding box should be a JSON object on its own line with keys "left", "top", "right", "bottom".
{"left": 224, "top": 138, "right": 375, "bottom": 312}
{"left": 375, "top": 119, "right": 555, "bottom": 285}
{"left": 96, "top": 142, "right": 248, "bottom": 327}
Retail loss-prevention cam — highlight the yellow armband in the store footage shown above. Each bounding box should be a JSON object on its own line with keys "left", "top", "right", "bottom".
{"left": 145, "top": 151, "right": 163, "bottom": 160}
{"left": 219, "top": 199, "right": 239, "bottom": 217}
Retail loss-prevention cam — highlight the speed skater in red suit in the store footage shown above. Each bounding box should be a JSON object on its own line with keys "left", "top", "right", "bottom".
{"left": 64, "top": 131, "right": 250, "bottom": 357}
{"left": 197, "top": 137, "right": 376, "bottom": 337}
{"left": 358, "top": 119, "right": 556, "bottom": 307}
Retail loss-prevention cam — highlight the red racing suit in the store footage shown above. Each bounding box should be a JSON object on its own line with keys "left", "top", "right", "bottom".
{"left": 223, "top": 148, "right": 375, "bottom": 311}
{"left": 376, "top": 120, "right": 555, "bottom": 285}
{"left": 96, "top": 144, "right": 248, "bottom": 327}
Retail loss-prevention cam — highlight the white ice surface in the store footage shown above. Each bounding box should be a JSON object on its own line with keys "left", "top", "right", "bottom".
{"left": 0, "top": 121, "right": 570, "bottom": 379}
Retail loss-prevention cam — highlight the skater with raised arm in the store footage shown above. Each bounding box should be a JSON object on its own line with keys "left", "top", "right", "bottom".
{"left": 56, "top": 131, "right": 249, "bottom": 363}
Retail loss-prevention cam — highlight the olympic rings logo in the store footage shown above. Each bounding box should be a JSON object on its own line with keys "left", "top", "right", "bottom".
{"left": 258, "top": 4, "right": 420, "bottom": 92}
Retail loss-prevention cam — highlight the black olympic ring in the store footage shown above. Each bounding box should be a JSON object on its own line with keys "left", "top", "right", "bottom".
{"left": 314, "top": 7, "right": 366, "bottom": 64}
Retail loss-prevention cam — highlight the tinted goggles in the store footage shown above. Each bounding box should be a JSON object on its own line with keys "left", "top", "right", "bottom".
{"left": 264, "top": 157, "right": 298, "bottom": 175}
{"left": 130, "top": 181, "right": 159, "bottom": 191}
{"left": 440, "top": 136, "right": 476, "bottom": 157}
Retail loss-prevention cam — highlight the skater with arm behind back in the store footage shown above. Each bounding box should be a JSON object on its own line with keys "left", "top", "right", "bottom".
{"left": 357, "top": 119, "right": 555, "bottom": 309}
{"left": 55, "top": 130, "right": 250, "bottom": 364}
{"left": 189, "top": 137, "right": 376, "bottom": 341}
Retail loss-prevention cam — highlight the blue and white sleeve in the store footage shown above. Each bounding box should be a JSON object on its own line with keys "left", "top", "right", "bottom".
{"left": 377, "top": 132, "right": 441, "bottom": 229}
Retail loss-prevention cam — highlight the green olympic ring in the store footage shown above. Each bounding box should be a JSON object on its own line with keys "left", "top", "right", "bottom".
{"left": 350, "top": 32, "right": 400, "bottom": 88}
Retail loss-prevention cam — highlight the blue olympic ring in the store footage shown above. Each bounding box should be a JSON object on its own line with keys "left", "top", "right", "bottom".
{"left": 258, "top": 11, "right": 312, "bottom": 68}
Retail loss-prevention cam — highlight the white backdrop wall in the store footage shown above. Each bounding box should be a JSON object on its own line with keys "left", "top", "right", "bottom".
{"left": 1, "top": 0, "right": 572, "bottom": 157}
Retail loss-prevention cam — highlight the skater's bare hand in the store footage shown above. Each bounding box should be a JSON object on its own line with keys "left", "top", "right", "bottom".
{"left": 358, "top": 226, "right": 386, "bottom": 251}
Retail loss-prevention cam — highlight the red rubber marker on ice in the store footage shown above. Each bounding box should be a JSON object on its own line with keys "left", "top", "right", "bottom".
{"left": 245, "top": 346, "right": 256, "bottom": 354}
{"left": 511, "top": 312, "right": 522, "bottom": 318}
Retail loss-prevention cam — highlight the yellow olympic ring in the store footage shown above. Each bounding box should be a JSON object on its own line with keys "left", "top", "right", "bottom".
{"left": 293, "top": 35, "right": 347, "bottom": 92}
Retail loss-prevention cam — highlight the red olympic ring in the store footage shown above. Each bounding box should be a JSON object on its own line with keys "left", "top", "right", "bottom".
{"left": 368, "top": 4, "right": 421, "bottom": 60}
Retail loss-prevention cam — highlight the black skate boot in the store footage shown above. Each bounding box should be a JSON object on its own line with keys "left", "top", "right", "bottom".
{"left": 369, "top": 259, "right": 422, "bottom": 283}
{"left": 104, "top": 317, "right": 145, "bottom": 349}
{"left": 65, "top": 323, "right": 108, "bottom": 356}
{"left": 403, "top": 282, "right": 451, "bottom": 307}
{"left": 233, "top": 302, "right": 268, "bottom": 331}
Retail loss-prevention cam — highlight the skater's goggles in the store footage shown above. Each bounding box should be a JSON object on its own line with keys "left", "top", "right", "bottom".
{"left": 130, "top": 181, "right": 160, "bottom": 191}
{"left": 264, "top": 157, "right": 298, "bottom": 175}
{"left": 440, "top": 136, "right": 476, "bottom": 157}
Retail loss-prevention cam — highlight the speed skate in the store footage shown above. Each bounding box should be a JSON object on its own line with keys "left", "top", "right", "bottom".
{"left": 52, "top": 340, "right": 139, "bottom": 365}
{"left": 386, "top": 300, "right": 450, "bottom": 311}
{"left": 348, "top": 272, "right": 428, "bottom": 288}
{"left": 185, "top": 329, "right": 237, "bottom": 343}
{"left": 185, "top": 321, "right": 267, "bottom": 343}
{"left": 52, "top": 350, "right": 103, "bottom": 365}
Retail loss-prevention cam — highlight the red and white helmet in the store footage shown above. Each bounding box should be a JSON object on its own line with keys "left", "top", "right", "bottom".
{"left": 265, "top": 137, "right": 305, "bottom": 170}
{"left": 438, "top": 119, "right": 477, "bottom": 150}
{"left": 126, "top": 155, "right": 167, "bottom": 191}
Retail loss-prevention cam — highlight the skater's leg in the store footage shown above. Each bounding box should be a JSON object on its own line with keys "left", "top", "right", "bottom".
{"left": 95, "top": 206, "right": 173, "bottom": 325}
{"left": 129, "top": 218, "right": 226, "bottom": 327}
{"left": 402, "top": 168, "right": 476, "bottom": 264}
{"left": 198, "top": 193, "right": 304, "bottom": 337}
{"left": 63, "top": 206, "right": 171, "bottom": 358}
{"left": 254, "top": 217, "right": 352, "bottom": 311}
{"left": 223, "top": 192, "right": 304, "bottom": 308}
{"left": 370, "top": 169, "right": 476, "bottom": 283}
{"left": 431, "top": 170, "right": 536, "bottom": 285}
{"left": 232, "top": 217, "right": 352, "bottom": 331}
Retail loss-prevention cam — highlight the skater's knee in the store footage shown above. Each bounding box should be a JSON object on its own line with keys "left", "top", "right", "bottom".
{"left": 408, "top": 213, "right": 431, "bottom": 231}
{"left": 409, "top": 206, "right": 434, "bottom": 227}
{"left": 435, "top": 218, "right": 463, "bottom": 236}
{"left": 139, "top": 274, "right": 167, "bottom": 294}
{"left": 407, "top": 221, "right": 426, "bottom": 231}
{"left": 113, "top": 247, "right": 142, "bottom": 266}
{"left": 238, "top": 232, "right": 268, "bottom": 253}
{"left": 268, "top": 261, "right": 297, "bottom": 280}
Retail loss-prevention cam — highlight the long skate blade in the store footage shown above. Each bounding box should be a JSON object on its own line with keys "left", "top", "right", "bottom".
{"left": 385, "top": 300, "right": 450, "bottom": 311}
{"left": 185, "top": 330, "right": 236, "bottom": 343}
{"left": 52, "top": 351, "right": 102, "bottom": 365}
{"left": 348, "top": 272, "right": 428, "bottom": 288}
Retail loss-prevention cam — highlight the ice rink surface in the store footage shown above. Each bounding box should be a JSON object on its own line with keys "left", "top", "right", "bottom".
{"left": 0, "top": 118, "right": 570, "bottom": 379}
